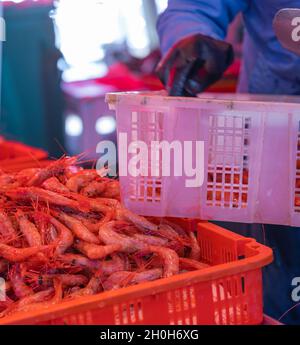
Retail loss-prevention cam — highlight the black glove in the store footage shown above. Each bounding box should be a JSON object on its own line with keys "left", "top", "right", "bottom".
{"left": 156, "top": 34, "right": 234, "bottom": 97}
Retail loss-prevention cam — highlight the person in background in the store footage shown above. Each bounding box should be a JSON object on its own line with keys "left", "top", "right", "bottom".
{"left": 156, "top": 0, "right": 300, "bottom": 324}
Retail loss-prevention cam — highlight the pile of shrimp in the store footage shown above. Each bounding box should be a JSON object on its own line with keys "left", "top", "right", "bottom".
{"left": 0, "top": 157, "right": 208, "bottom": 318}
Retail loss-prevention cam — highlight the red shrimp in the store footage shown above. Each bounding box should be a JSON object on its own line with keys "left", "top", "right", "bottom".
{"left": 84, "top": 197, "right": 114, "bottom": 219}
{"left": 0, "top": 259, "right": 8, "bottom": 274}
{"left": 57, "top": 253, "right": 101, "bottom": 271}
{"left": 91, "top": 201, "right": 123, "bottom": 228}
{"left": 146, "top": 245, "right": 179, "bottom": 278}
{"left": 19, "top": 288, "right": 55, "bottom": 307}
{"left": 0, "top": 243, "right": 53, "bottom": 262}
{"left": 27, "top": 273, "right": 88, "bottom": 288}
{"left": 26, "top": 156, "right": 78, "bottom": 187}
{"left": 42, "top": 177, "right": 70, "bottom": 194}
{"left": 47, "top": 215, "right": 74, "bottom": 254}
{"left": 179, "top": 257, "right": 210, "bottom": 271}
{"left": 115, "top": 207, "right": 158, "bottom": 231}
{"left": 72, "top": 215, "right": 100, "bottom": 233}
{"left": 74, "top": 240, "right": 121, "bottom": 260}
{"left": 9, "top": 264, "right": 33, "bottom": 299}
{"left": 128, "top": 267, "right": 163, "bottom": 283}
{"left": 140, "top": 254, "right": 163, "bottom": 270}
{"left": 102, "top": 271, "right": 132, "bottom": 290}
{"left": 0, "top": 296, "right": 14, "bottom": 315}
{"left": 14, "top": 168, "right": 40, "bottom": 186}
{"left": 65, "top": 274, "right": 102, "bottom": 299}
{"left": 4, "top": 280, "right": 12, "bottom": 292}
{"left": 160, "top": 219, "right": 189, "bottom": 238}
{"left": 0, "top": 210, "right": 18, "bottom": 242}
{"left": 73, "top": 206, "right": 114, "bottom": 232}
{"left": 99, "top": 254, "right": 126, "bottom": 275}
{"left": 32, "top": 211, "right": 73, "bottom": 255}
{"left": 15, "top": 210, "right": 42, "bottom": 247}
{"left": 151, "top": 224, "right": 191, "bottom": 255}
{"left": 133, "top": 234, "right": 169, "bottom": 246}
{"left": 53, "top": 211, "right": 100, "bottom": 244}
{"left": 3, "top": 288, "right": 54, "bottom": 317}
{"left": 156, "top": 224, "right": 190, "bottom": 245}
{"left": 0, "top": 173, "right": 14, "bottom": 186}
{"left": 5, "top": 278, "right": 63, "bottom": 315}
{"left": 56, "top": 274, "right": 89, "bottom": 287}
{"left": 66, "top": 193, "right": 113, "bottom": 222}
{"left": 95, "top": 198, "right": 120, "bottom": 208}
{"left": 6, "top": 187, "right": 90, "bottom": 213}
{"left": 81, "top": 180, "right": 107, "bottom": 197}
{"left": 47, "top": 224, "right": 58, "bottom": 243}
{"left": 188, "top": 232, "right": 201, "bottom": 261}
{"left": 0, "top": 195, "right": 8, "bottom": 206}
{"left": 98, "top": 221, "right": 147, "bottom": 253}
{"left": 65, "top": 170, "right": 99, "bottom": 193}
{"left": 32, "top": 212, "right": 58, "bottom": 245}
{"left": 101, "top": 180, "right": 120, "bottom": 199}
{"left": 103, "top": 268, "right": 163, "bottom": 291}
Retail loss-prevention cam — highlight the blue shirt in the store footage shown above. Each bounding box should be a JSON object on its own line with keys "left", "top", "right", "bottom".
{"left": 157, "top": 0, "right": 300, "bottom": 94}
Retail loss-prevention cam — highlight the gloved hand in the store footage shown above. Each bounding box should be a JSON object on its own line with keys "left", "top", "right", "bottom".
{"left": 156, "top": 34, "right": 234, "bottom": 97}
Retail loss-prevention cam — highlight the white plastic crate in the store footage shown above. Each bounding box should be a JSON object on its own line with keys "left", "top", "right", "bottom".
{"left": 106, "top": 92, "right": 300, "bottom": 226}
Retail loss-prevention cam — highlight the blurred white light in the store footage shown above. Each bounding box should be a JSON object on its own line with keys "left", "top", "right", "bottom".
{"left": 155, "top": 0, "right": 168, "bottom": 14}
{"left": 65, "top": 114, "right": 83, "bottom": 137}
{"left": 95, "top": 116, "right": 116, "bottom": 135}
{"left": 62, "top": 62, "right": 108, "bottom": 83}
{"left": 119, "top": 0, "right": 150, "bottom": 57}
{"left": 54, "top": 0, "right": 124, "bottom": 68}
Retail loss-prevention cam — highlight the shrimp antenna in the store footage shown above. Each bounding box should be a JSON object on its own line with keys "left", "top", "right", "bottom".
{"left": 53, "top": 138, "right": 68, "bottom": 157}
{"left": 24, "top": 147, "right": 43, "bottom": 168}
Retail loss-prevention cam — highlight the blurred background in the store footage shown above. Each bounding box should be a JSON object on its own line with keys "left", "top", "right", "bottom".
{"left": 0, "top": 0, "right": 243, "bottom": 159}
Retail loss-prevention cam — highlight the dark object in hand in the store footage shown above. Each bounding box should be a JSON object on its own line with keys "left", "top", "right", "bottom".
{"left": 156, "top": 34, "right": 234, "bottom": 97}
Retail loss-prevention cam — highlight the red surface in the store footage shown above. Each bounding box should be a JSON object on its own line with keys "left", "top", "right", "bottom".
{"left": 96, "top": 63, "right": 144, "bottom": 90}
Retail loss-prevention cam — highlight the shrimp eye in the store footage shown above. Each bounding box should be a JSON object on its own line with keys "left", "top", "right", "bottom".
{"left": 38, "top": 275, "right": 43, "bottom": 285}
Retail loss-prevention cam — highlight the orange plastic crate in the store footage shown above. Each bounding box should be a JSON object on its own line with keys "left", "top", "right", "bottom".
{"left": 0, "top": 140, "right": 47, "bottom": 171}
{"left": 0, "top": 221, "right": 273, "bottom": 325}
